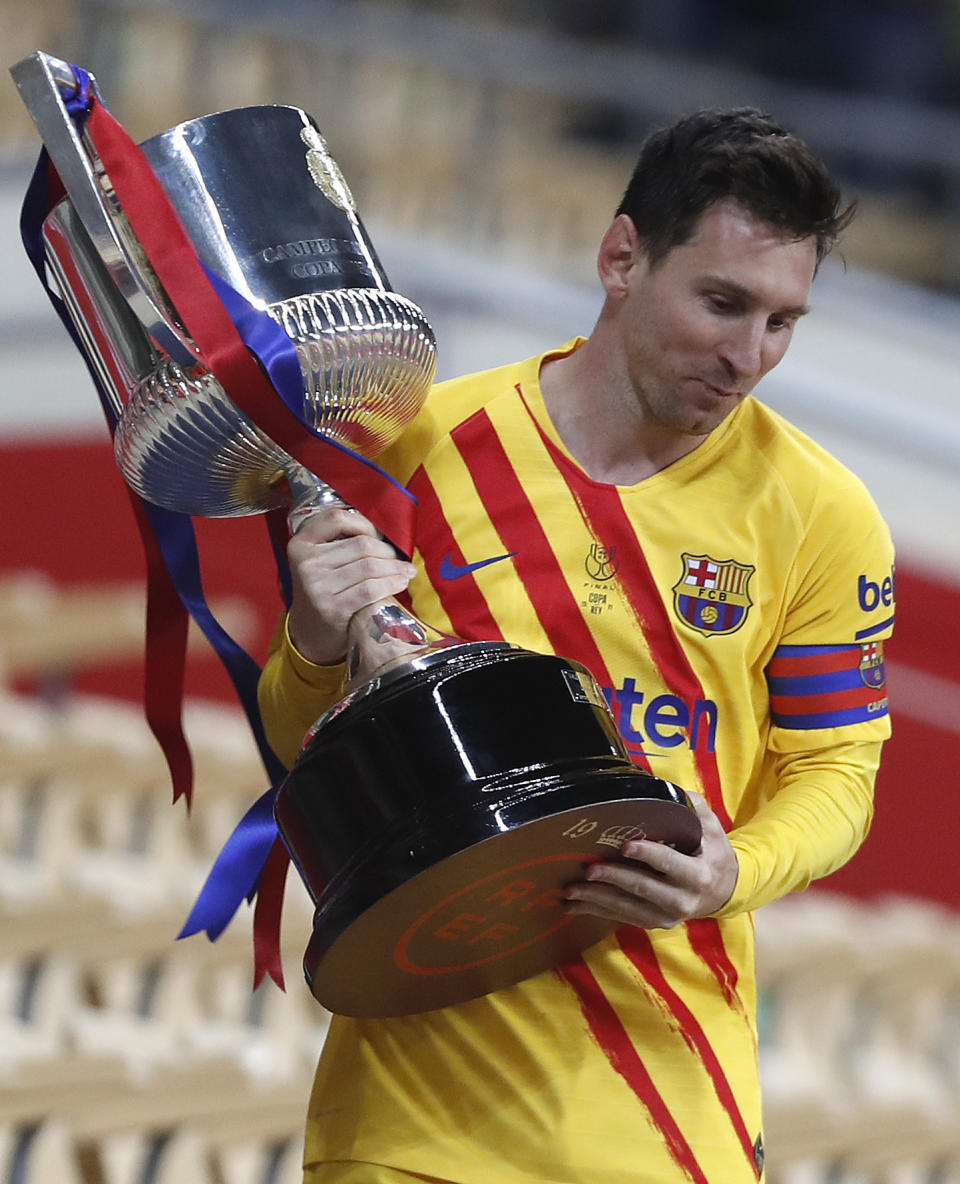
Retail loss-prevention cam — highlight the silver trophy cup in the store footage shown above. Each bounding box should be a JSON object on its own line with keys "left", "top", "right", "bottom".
{"left": 16, "top": 50, "right": 454, "bottom": 681}
{"left": 14, "top": 52, "right": 700, "bottom": 1017}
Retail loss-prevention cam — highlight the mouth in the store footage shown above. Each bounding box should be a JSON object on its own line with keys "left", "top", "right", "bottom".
{"left": 692, "top": 378, "right": 740, "bottom": 400}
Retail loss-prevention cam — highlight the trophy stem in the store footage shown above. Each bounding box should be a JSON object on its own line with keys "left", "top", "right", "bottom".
{"left": 284, "top": 468, "right": 352, "bottom": 534}
{"left": 285, "top": 473, "right": 462, "bottom": 696}
{"left": 344, "top": 599, "right": 462, "bottom": 689}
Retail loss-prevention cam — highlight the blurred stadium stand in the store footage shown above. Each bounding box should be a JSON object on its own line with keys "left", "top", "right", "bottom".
{"left": 1, "top": 2, "right": 959, "bottom": 1182}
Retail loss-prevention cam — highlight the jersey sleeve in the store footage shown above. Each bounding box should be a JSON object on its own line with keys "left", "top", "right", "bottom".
{"left": 719, "top": 476, "right": 895, "bottom": 916}
{"left": 257, "top": 616, "right": 347, "bottom": 769}
{"left": 767, "top": 475, "right": 895, "bottom": 753}
{"left": 718, "top": 736, "right": 881, "bottom": 915}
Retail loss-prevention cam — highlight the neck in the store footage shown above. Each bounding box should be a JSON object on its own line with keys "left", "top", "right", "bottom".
{"left": 539, "top": 335, "right": 709, "bottom": 485}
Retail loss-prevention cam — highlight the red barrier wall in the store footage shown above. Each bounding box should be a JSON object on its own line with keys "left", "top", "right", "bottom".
{"left": 3, "top": 436, "right": 957, "bottom": 907}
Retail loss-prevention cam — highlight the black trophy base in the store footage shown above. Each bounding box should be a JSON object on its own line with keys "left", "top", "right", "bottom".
{"left": 305, "top": 781, "right": 699, "bottom": 1017}
{"left": 275, "top": 643, "right": 701, "bottom": 1017}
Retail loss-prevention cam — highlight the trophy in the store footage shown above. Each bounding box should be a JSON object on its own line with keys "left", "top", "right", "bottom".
{"left": 13, "top": 52, "right": 701, "bottom": 1017}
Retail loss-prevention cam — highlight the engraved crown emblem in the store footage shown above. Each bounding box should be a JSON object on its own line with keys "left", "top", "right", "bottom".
{"left": 301, "top": 126, "right": 355, "bottom": 213}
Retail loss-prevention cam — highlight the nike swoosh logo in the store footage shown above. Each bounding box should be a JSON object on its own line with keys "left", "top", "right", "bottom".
{"left": 439, "top": 551, "right": 517, "bottom": 580}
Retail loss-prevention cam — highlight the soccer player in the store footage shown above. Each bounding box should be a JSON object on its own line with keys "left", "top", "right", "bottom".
{"left": 259, "top": 108, "right": 894, "bottom": 1183}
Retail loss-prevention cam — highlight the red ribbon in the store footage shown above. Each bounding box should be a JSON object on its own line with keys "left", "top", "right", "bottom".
{"left": 39, "top": 153, "right": 196, "bottom": 808}
{"left": 252, "top": 838, "right": 291, "bottom": 990}
{"left": 130, "top": 492, "right": 194, "bottom": 806}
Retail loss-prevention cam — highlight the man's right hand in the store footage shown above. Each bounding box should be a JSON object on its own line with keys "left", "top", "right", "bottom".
{"left": 285, "top": 505, "right": 418, "bottom": 666}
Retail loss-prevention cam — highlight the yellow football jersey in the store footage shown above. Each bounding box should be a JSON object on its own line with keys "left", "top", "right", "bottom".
{"left": 260, "top": 339, "right": 893, "bottom": 1184}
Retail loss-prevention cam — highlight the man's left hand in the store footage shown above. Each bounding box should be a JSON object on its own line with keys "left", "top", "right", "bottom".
{"left": 563, "top": 792, "right": 739, "bottom": 929}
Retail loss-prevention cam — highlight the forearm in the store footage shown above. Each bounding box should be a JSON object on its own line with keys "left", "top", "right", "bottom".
{"left": 715, "top": 739, "right": 882, "bottom": 917}
{"left": 258, "top": 615, "right": 347, "bottom": 769}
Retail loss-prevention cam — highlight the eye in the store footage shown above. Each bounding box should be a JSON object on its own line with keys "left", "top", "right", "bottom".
{"left": 707, "top": 293, "right": 736, "bottom": 313}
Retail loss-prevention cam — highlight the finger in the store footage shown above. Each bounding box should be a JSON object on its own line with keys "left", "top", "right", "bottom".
{"left": 564, "top": 885, "right": 678, "bottom": 930}
{"left": 294, "top": 533, "right": 409, "bottom": 577}
{"left": 687, "top": 790, "right": 720, "bottom": 832}
{"left": 582, "top": 857, "right": 692, "bottom": 912}
{"left": 287, "top": 547, "right": 417, "bottom": 665}
{"left": 607, "top": 795, "right": 717, "bottom": 876}
{"left": 290, "top": 505, "right": 380, "bottom": 546}
{"left": 296, "top": 556, "right": 416, "bottom": 623}
{"left": 329, "top": 571, "right": 418, "bottom": 619}
{"left": 687, "top": 788, "right": 731, "bottom": 833}
{"left": 619, "top": 838, "right": 688, "bottom": 878}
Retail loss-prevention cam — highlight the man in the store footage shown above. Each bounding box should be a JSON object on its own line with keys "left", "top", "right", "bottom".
{"left": 259, "top": 108, "right": 894, "bottom": 1183}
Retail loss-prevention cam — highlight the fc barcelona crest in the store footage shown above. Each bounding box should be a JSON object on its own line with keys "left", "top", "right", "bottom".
{"left": 672, "top": 553, "right": 755, "bottom": 637}
{"left": 859, "top": 641, "right": 886, "bottom": 688}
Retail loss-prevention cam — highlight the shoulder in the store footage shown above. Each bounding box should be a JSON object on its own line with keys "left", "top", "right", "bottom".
{"left": 426, "top": 355, "right": 530, "bottom": 426}
{"left": 734, "top": 400, "right": 894, "bottom": 628}
{"left": 380, "top": 345, "right": 566, "bottom": 482}
{"left": 735, "top": 398, "right": 885, "bottom": 526}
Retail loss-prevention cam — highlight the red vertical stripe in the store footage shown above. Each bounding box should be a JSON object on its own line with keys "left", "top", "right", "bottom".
{"left": 686, "top": 918, "right": 748, "bottom": 1018}
{"left": 423, "top": 395, "right": 748, "bottom": 1143}
{"left": 556, "top": 957, "right": 711, "bottom": 1184}
{"left": 717, "top": 565, "right": 746, "bottom": 595}
{"left": 407, "top": 465, "right": 505, "bottom": 642}
{"left": 449, "top": 409, "right": 652, "bottom": 771}
{"left": 510, "top": 390, "right": 747, "bottom": 1013}
{"left": 618, "top": 928, "right": 760, "bottom": 1176}
{"left": 518, "top": 390, "right": 731, "bottom": 830}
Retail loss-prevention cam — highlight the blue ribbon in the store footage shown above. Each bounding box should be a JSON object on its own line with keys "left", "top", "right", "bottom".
{"left": 62, "top": 64, "right": 92, "bottom": 117}
{"left": 140, "top": 500, "right": 287, "bottom": 785}
{"left": 200, "top": 263, "right": 306, "bottom": 421}
{"left": 179, "top": 786, "right": 279, "bottom": 940}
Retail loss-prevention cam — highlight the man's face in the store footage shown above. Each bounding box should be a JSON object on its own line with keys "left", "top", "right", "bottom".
{"left": 612, "top": 199, "right": 817, "bottom": 437}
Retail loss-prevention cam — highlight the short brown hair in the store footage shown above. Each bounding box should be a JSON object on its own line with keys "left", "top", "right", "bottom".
{"left": 616, "top": 107, "right": 855, "bottom": 267}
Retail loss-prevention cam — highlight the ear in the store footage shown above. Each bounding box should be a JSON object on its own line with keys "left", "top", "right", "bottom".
{"left": 597, "top": 214, "right": 642, "bottom": 298}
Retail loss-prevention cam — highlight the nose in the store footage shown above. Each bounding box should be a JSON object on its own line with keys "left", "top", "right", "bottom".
{"left": 718, "top": 320, "right": 768, "bottom": 383}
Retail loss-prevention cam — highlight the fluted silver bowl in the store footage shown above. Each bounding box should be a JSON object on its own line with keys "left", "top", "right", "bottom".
{"left": 43, "top": 102, "right": 438, "bottom": 518}
{"left": 114, "top": 288, "right": 436, "bottom": 517}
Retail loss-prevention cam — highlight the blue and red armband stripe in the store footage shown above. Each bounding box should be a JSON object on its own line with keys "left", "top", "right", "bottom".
{"left": 766, "top": 643, "right": 889, "bottom": 729}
